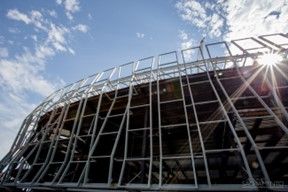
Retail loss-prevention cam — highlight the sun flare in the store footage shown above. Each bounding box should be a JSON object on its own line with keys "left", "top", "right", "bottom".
{"left": 257, "top": 53, "right": 283, "bottom": 66}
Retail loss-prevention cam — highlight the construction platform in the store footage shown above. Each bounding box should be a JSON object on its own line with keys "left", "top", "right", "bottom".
{"left": 1, "top": 33, "right": 288, "bottom": 191}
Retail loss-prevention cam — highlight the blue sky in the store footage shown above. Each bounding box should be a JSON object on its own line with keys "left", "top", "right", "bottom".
{"left": 0, "top": 0, "right": 287, "bottom": 158}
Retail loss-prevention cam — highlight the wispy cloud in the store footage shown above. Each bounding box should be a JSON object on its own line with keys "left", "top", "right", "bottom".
{"left": 0, "top": 1, "right": 86, "bottom": 158}
{"left": 47, "top": 24, "right": 70, "bottom": 51}
{"left": 223, "top": 0, "right": 288, "bottom": 40}
{"left": 178, "top": 30, "right": 197, "bottom": 61}
{"left": 48, "top": 9, "right": 57, "bottom": 18}
{"left": 56, "top": 0, "right": 80, "bottom": 20}
{"left": 7, "top": 9, "right": 74, "bottom": 54}
{"left": 31, "top": 35, "right": 38, "bottom": 42}
{"left": 176, "top": 0, "right": 207, "bottom": 28}
{"left": 176, "top": 0, "right": 288, "bottom": 40}
{"left": 8, "top": 27, "right": 20, "bottom": 34}
{"left": 0, "top": 58, "right": 55, "bottom": 96}
{"left": 73, "top": 24, "right": 89, "bottom": 33}
{"left": 0, "top": 36, "right": 4, "bottom": 44}
{"left": 4, "top": 8, "right": 78, "bottom": 95}
{"left": 179, "top": 30, "right": 194, "bottom": 49}
{"left": 0, "top": 47, "right": 9, "bottom": 58}
{"left": 7, "top": 9, "right": 31, "bottom": 24}
{"left": 176, "top": 0, "right": 225, "bottom": 38}
{"left": 0, "top": 89, "right": 37, "bottom": 159}
{"left": 7, "top": 9, "right": 47, "bottom": 31}
{"left": 136, "top": 32, "right": 145, "bottom": 38}
{"left": 0, "top": 48, "right": 60, "bottom": 158}
{"left": 88, "top": 13, "right": 92, "bottom": 20}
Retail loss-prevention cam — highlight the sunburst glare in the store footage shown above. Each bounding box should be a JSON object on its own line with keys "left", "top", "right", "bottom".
{"left": 257, "top": 52, "right": 283, "bottom": 66}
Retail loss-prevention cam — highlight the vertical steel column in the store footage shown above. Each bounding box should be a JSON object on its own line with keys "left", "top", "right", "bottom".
{"left": 32, "top": 80, "right": 86, "bottom": 184}
{"left": 148, "top": 58, "right": 154, "bottom": 187}
{"left": 17, "top": 103, "right": 67, "bottom": 183}
{"left": 206, "top": 52, "right": 271, "bottom": 187}
{"left": 78, "top": 69, "right": 121, "bottom": 184}
{"left": 34, "top": 79, "right": 91, "bottom": 183}
{"left": 156, "top": 55, "right": 163, "bottom": 188}
{"left": 33, "top": 99, "right": 84, "bottom": 184}
{"left": 200, "top": 45, "right": 255, "bottom": 185}
{"left": 233, "top": 57, "right": 288, "bottom": 135}
{"left": 108, "top": 62, "right": 134, "bottom": 185}
{"left": 52, "top": 74, "right": 101, "bottom": 184}
{"left": 181, "top": 47, "right": 211, "bottom": 186}
{"left": 117, "top": 60, "right": 151, "bottom": 187}
{"left": 175, "top": 53, "right": 198, "bottom": 187}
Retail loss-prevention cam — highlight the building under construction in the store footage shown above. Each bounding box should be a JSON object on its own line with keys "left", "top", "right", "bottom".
{"left": 0, "top": 33, "right": 288, "bottom": 191}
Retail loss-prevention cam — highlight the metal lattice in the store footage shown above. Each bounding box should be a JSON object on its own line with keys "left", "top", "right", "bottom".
{"left": 1, "top": 33, "right": 288, "bottom": 191}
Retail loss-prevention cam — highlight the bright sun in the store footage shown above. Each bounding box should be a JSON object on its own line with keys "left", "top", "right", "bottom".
{"left": 257, "top": 53, "right": 283, "bottom": 66}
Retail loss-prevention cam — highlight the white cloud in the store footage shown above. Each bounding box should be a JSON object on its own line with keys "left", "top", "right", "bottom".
{"left": 48, "top": 10, "right": 57, "bottom": 17}
{"left": 1, "top": 8, "right": 74, "bottom": 159}
{"left": 0, "top": 36, "right": 4, "bottom": 44}
{"left": 8, "top": 27, "right": 20, "bottom": 33}
{"left": 7, "top": 9, "right": 72, "bottom": 53}
{"left": 59, "top": 0, "right": 80, "bottom": 12}
{"left": 73, "top": 24, "right": 88, "bottom": 33}
{"left": 7, "top": 9, "right": 74, "bottom": 54}
{"left": 0, "top": 55, "right": 55, "bottom": 97}
{"left": 30, "top": 10, "right": 46, "bottom": 30}
{"left": 223, "top": 0, "right": 288, "bottom": 40}
{"left": 88, "top": 13, "right": 92, "bottom": 20}
{"left": 66, "top": 12, "right": 73, "bottom": 20}
{"left": 56, "top": 0, "right": 80, "bottom": 20}
{"left": 8, "top": 40, "right": 13, "bottom": 45}
{"left": 176, "top": 0, "right": 288, "bottom": 40}
{"left": 6, "top": 8, "right": 84, "bottom": 59}
{"left": 0, "top": 91, "right": 37, "bottom": 159}
{"left": 0, "top": 47, "right": 9, "bottom": 58}
{"left": 48, "top": 24, "right": 69, "bottom": 51}
{"left": 0, "top": 43, "right": 65, "bottom": 158}
{"left": 31, "top": 35, "right": 38, "bottom": 42}
{"left": 68, "top": 47, "right": 75, "bottom": 55}
{"left": 0, "top": 51, "right": 59, "bottom": 158}
{"left": 136, "top": 32, "right": 145, "bottom": 38}
{"left": 179, "top": 30, "right": 188, "bottom": 41}
{"left": 7, "top": 9, "right": 31, "bottom": 24}
{"left": 176, "top": 0, "right": 225, "bottom": 38}
{"left": 7, "top": 9, "right": 47, "bottom": 31}
{"left": 1, "top": 0, "right": 88, "bottom": 158}
{"left": 176, "top": 0, "right": 207, "bottom": 28}
{"left": 210, "top": 13, "right": 223, "bottom": 38}
{"left": 178, "top": 30, "right": 197, "bottom": 61}
{"left": 35, "top": 45, "right": 55, "bottom": 61}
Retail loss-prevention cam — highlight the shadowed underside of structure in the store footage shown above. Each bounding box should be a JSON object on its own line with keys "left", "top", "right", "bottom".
{"left": 1, "top": 33, "right": 288, "bottom": 191}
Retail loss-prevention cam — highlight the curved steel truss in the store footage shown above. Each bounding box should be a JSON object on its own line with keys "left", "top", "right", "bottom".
{"left": 1, "top": 33, "right": 288, "bottom": 191}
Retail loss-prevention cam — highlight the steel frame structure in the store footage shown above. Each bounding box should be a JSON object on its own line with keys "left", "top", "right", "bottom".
{"left": 1, "top": 33, "right": 288, "bottom": 191}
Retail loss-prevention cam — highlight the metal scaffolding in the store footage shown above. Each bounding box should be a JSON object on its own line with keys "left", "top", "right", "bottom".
{"left": 1, "top": 33, "right": 288, "bottom": 191}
